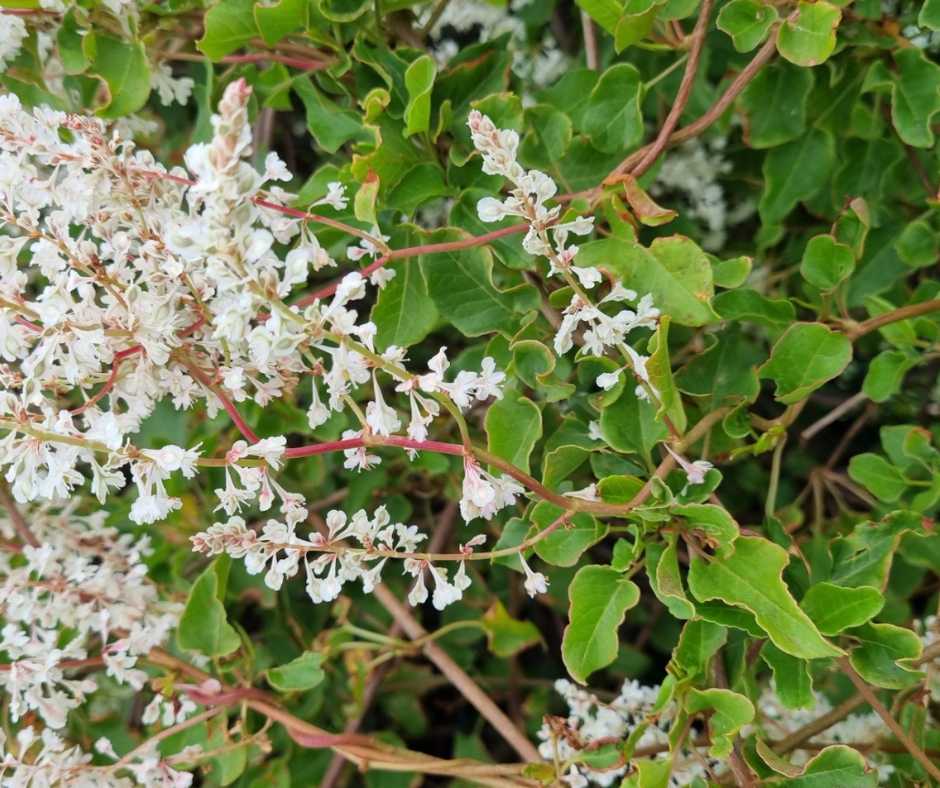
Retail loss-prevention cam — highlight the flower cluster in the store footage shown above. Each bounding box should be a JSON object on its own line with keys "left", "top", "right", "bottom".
{"left": 0, "top": 82, "right": 511, "bottom": 535}
{"left": 191, "top": 503, "right": 548, "bottom": 611}
{"left": 0, "top": 503, "right": 180, "bottom": 731}
{"left": 0, "top": 725, "right": 197, "bottom": 788}
{"left": 467, "top": 111, "right": 661, "bottom": 398}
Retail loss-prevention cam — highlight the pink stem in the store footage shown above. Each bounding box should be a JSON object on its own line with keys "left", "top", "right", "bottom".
{"left": 293, "top": 223, "right": 528, "bottom": 306}
{"left": 284, "top": 435, "right": 465, "bottom": 459}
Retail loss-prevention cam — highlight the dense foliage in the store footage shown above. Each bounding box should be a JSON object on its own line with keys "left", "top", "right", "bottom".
{"left": 2, "top": 0, "right": 940, "bottom": 785}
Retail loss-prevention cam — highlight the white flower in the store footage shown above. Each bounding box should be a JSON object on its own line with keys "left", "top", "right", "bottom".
{"left": 315, "top": 181, "right": 348, "bottom": 211}
{"left": 0, "top": 15, "right": 27, "bottom": 69}
{"left": 307, "top": 381, "right": 330, "bottom": 428}
{"left": 460, "top": 457, "right": 523, "bottom": 522}
{"left": 571, "top": 265, "right": 603, "bottom": 289}
{"left": 342, "top": 430, "right": 380, "bottom": 471}
{"left": 519, "top": 553, "right": 548, "bottom": 597}
{"left": 596, "top": 369, "right": 622, "bottom": 390}
{"left": 246, "top": 436, "right": 287, "bottom": 470}
{"left": 365, "top": 374, "right": 401, "bottom": 437}
{"left": 664, "top": 445, "right": 713, "bottom": 486}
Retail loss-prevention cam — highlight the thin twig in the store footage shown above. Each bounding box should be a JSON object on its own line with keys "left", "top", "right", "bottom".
{"left": 800, "top": 391, "right": 868, "bottom": 441}
{"left": 772, "top": 695, "right": 866, "bottom": 755}
{"left": 581, "top": 11, "right": 599, "bottom": 70}
{"left": 0, "top": 479, "right": 38, "bottom": 548}
{"left": 147, "top": 649, "right": 534, "bottom": 786}
{"left": 845, "top": 298, "right": 940, "bottom": 340}
{"left": 629, "top": 0, "right": 714, "bottom": 179}
{"left": 372, "top": 584, "right": 541, "bottom": 762}
{"left": 596, "top": 30, "right": 778, "bottom": 197}
{"left": 840, "top": 658, "right": 940, "bottom": 782}
{"left": 320, "top": 502, "right": 459, "bottom": 788}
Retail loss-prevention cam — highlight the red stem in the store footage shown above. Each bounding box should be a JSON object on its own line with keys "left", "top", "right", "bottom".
{"left": 181, "top": 360, "right": 261, "bottom": 444}
{"left": 293, "top": 223, "right": 528, "bottom": 306}
{"left": 284, "top": 435, "right": 465, "bottom": 459}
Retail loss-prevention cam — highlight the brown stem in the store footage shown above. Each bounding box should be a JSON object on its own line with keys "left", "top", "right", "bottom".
{"left": 772, "top": 695, "right": 867, "bottom": 755}
{"left": 839, "top": 658, "right": 940, "bottom": 783}
{"left": 630, "top": 0, "right": 714, "bottom": 179}
{"left": 146, "top": 648, "right": 533, "bottom": 786}
{"left": 372, "top": 584, "right": 541, "bottom": 763}
{"left": 845, "top": 298, "right": 940, "bottom": 340}
{"left": 581, "top": 11, "right": 599, "bottom": 70}
{"left": 0, "top": 479, "right": 38, "bottom": 548}
{"left": 319, "top": 503, "right": 458, "bottom": 788}
{"left": 800, "top": 391, "right": 868, "bottom": 441}
{"left": 601, "top": 30, "right": 778, "bottom": 192}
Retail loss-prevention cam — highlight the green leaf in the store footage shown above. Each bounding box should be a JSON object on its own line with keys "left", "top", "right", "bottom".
{"left": 403, "top": 55, "right": 436, "bottom": 137}
{"left": 354, "top": 173, "right": 380, "bottom": 227}
{"left": 759, "top": 129, "right": 834, "bottom": 225}
{"left": 672, "top": 503, "right": 739, "bottom": 557}
{"left": 420, "top": 230, "right": 536, "bottom": 336}
{"left": 712, "top": 255, "right": 752, "bottom": 289}
{"left": 583, "top": 63, "right": 644, "bottom": 153}
{"left": 198, "top": 0, "right": 260, "bottom": 60}
{"left": 371, "top": 260, "right": 439, "bottom": 350}
{"left": 760, "top": 323, "right": 852, "bottom": 405}
{"left": 673, "top": 618, "right": 727, "bottom": 676}
{"left": 847, "top": 622, "right": 923, "bottom": 689}
{"left": 485, "top": 392, "right": 542, "bottom": 474}
{"left": 847, "top": 453, "right": 907, "bottom": 502}
{"left": 647, "top": 317, "right": 686, "bottom": 434}
{"left": 58, "top": 9, "right": 89, "bottom": 75}
{"left": 85, "top": 35, "right": 151, "bottom": 118}
{"left": 647, "top": 539, "right": 696, "bottom": 619}
{"left": 717, "top": 0, "right": 778, "bottom": 52}
{"left": 675, "top": 325, "right": 762, "bottom": 407}
{"left": 862, "top": 350, "right": 914, "bottom": 403}
{"left": 266, "top": 652, "right": 325, "bottom": 691}
{"left": 920, "top": 0, "right": 940, "bottom": 29}
{"left": 761, "top": 643, "right": 814, "bottom": 709}
{"left": 575, "top": 0, "right": 626, "bottom": 33}
{"left": 562, "top": 566, "right": 640, "bottom": 683}
{"left": 774, "top": 746, "right": 877, "bottom": 787}
{"left": 585, "top": 236, "right": 719, "bottom": 327}
{"left": 685, "top": 688, "right": 755, "bottom": 758}
{"left": 800, "top": 235, "right": 855, "bottom": 292}
{"left": 531, "top": 502, "right": 608, "bottom": 567}
{"left": 740, "top": 63, "right": 813, "bottom": 148}
{"left": 293, "top": 77, "right": 367, "bottom": 154}
{"left": 687, "top": 536, "right": 842, "bottom": 659}
{"left": 800, "top": 582, "right": 884, "bottom": 636}
{"left": 207, "top": 715, "right": 249, "bottom": 785}
{"left": 599, "top": 383, "right": 668, "bottom": 465}
{"left": 864, "top": 49, "right": 940, "bottom": 149}
{"left": 776, "top": 1, "right": 841, "bottom": 67}
{"left": 254, "top": 0, "right": 307, "bottom": 46}
{"left": 695, "top": 601, "right": 763, "bottom": 636}
{"left": 829, "top": 512, "right": 920, "bottom": 589}
{"left": 896, "top": 219, "right": 939, "bottom": 269}
{"left": 482, "top": 600, "right": 542, "bottom": 657}
{"left": 178, "top": 557, "right": 240, "bottom": 657}
{"left": 386, "top": 163, "right": 450, "bottom": 216}
{"left": 614, "top": 0, "right": 666, "bottom": 51}
{"left": 621, "top": 758, "right": 674, "bottom": 788}
{"left": 713, "top": 289, "right": 795, "bottom": 329}
{"left": 520, "top": 104, "right": 573, "bottom": 171}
